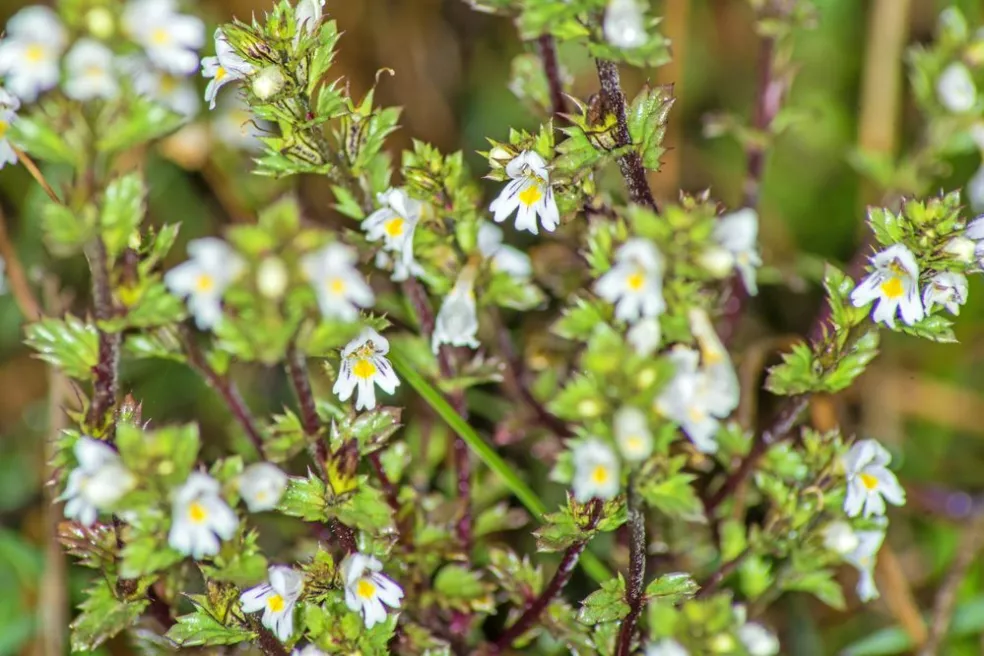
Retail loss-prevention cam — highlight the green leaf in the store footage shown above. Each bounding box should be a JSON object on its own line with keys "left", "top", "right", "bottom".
{"left": 11, "top": 114, "right": 77, "bottom": 165}
{"left": 577, "top": 576, "right": 629, "bottom": 625}
{"left": 24, "top": 316, "right": 99, "bottom": 381}
{"left": 278, "top": 473, "right": 329, "bottom": 522}
{"left": 70, "top": 579, "right": 149, "bottom": 651}
{"left": 100, "top": 173, "right": 145, "bottom": 258}
{"left": 165, "top": 611, "right": 256, "bottom": 647}
{"left": 627, "top": 85, "right": 674, "bottom": 170}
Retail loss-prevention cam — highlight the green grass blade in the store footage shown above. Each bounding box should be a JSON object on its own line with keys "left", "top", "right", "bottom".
{"left": 390, "top": 347, "right": 611, "bottom": 584}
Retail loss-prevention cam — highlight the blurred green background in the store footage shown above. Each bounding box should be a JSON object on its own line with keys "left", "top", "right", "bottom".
{"left": 3, "top": 0, "right": 984, "bottom": 654}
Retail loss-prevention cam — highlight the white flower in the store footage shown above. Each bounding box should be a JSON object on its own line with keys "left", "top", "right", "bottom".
{"left": 63, "top": 39, "right": 119, "bottom": 102}
{"left": 614, "top": 406, "right": 653, "bottom": 462}
{"left": 738, "top": 622, "right": 780, "bottom": 656}
{"left": 363, "top": 188, "right": 424, "bottom": 281}
{"left": 340, "top": 552, "right": 404, "bottom": 629}
{"left": 572, "top": 439, "right": 620, "bottom": 502}
{"left": 843, "top": 530, "right": 885, "bottom": 602}
{"left": 0, "top": 6, "right": 67, "bottom": 101}
{"left": 477, "top": 221, "right": 532, "bottom": 279}
{"left": 60, "top": 437, "right": 135, "bottom": 527}
{"left": 168, "top": 472, "right": 238, "bottom": 559}
{"left": 644, "top": 639, "right": 689, "bottom": 656}
{"left": 923, "top": 272, "right": 967, "bottom": 315}
{"left": 967, "top": 164, "right": 984, "bottom": 213}
{"left": 713, "top": 208, "right": 762, "bottom": 295}
{"left": 843, "top": 439, "right": 906, "bottom": 518}
{"left": 822, "top": 521, "right": 860, "bottom": 556}
{"left": 937, "top": 62, "right": 977, "bottom": 113}
{"left": 131, "top": 60, "right": 200, "bottom": 117}
{"left": 124, "top": 0, "right": 205, "bottom": 75}
{"left": 295, "top": 0, "right": 325, "bottom": 38}
{"left": 334, "top": 328, "right": 400, "bottom": 411}
{"left": 212, "top": 92, "right": 268, "bottom": 151}
{"left": 849, "top": 244, "right": 924, "bottom": 328}
{"left": 202, "top": 29, "right": 254, "bottom": 109}
{"left": 604, "top": 0, "right": 647, "bottom": 49}
{"left": 594, "top": 238, "right": 666, "bottom": 323}
{"left": 240, "top": 566, "right": 303, "bottom": 642}
{"left": 432, "top": 268, "right": 480, "bottom": 354}
{"left": 489, "top": 150, "right": 559, "bottom": 235}
{"left": 164, "top": 237, "right": 245, "bottom": 330}
{"left": 627, "top": 317, "right": 662, "bottom": 356}
{"left": 238, "top": 463, "right": 288, "bottom": 512}
{"left": 300, "top": 242, "right": 374, "bottom": 321}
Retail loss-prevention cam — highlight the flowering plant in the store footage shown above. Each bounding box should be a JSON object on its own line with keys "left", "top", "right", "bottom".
{"left": 2, "top": 0, "right": 984, "bottom": 654}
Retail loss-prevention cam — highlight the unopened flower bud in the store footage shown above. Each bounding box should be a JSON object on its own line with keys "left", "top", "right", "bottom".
{"left": 944, "top": 235, "right": 976, "bottom": 263}
{"left": 256, "top": 256, "right": 288, "bottom": 299}
{"left": 696, "top": 245, "right": 735, "bottom": 279}
{"left": 252, "top": 65, "right": 285, "bottom": 100}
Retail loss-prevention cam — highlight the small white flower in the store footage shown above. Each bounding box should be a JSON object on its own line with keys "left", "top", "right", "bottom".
{"left": 0, "top": 6, "right": 67, "bottom": 101}
{"left": 572, "top": 439, "right": 620, "bottom": 502}
{"left": 627, "top": 317, "right": 662, "bottom": 356}
{"left": 131, "top": 60, "right": 200, "bottom": 117}
{"left": 300, "top": 242, "right": 375, "bottom": 321}
{"left": 713, "top": 208, "right": 762, "bottom": 295}
{"left": 844, "top": 529, "right": 885, "bottom": 602}
{"left": 164, "top": 237, "right": 245, "bottom": 330}
{"left": 594, "top": 238, "right": 666, "bottom": 323}
{"left": 63, "top": 39, "right": 119, "bottom": 102}
{"left": 849, "top": 244, "right": 924, "bottom": 328}
{"left": 202, "top": 29, "right": 254, "bottom": 109}
{"left": 489, "top": 150, "right": 560, "bottom": 235}
{"left": 340, "top": 552, "right": 404, "bottom": 629}
{"left": 334, "top": 328, "right": 400, "bottom": 411}
{"left": 238, "top": 463, "right": 288, "bottom": 512}
{"left": 295, "top": 0, "right": 325, "bottom": 38}
{"left": 124, "top": 0, "right": 205, "bottom": 75}
{"left": 60, "top": 437, "right": 135, "bottom": 527}
{"left": 967, "top": 164, "right": 984, "bottom": 213}
{"left": 738, "top": 622, "right": 780, "bottom": 656}
{"left": 212, "top": 92, "right": 268, "bottom": 151}
{"left": 240, "top": 566, "right": 303, "bottom": 643}
{"left": 923, "top": 272, "right": 967, "bottom": 315}
{"left": 432, "top": 268, "right": 480, "bottom": 354}
{"left": 363, "top": 188, "right": 424, "bottom": 281}
{"left": 843, "top": 439, "right": 906, "bottom": 518}
{"left": 937, "top": 62, "right": 977, "bottom": 113}
{"left": 477, "top": 221, "right": 532, "bottom": 279}
{"left": 168, "top": 472, "right": 238, "bottom": 559}
{"left": 644, "top": 639, "right": 689, "bottom": 656}
{"left": 822, "top": 521, "right": 860, "bottom": 556}
{"left": 604, "top": 0, "right": 647, "bottom": 49}
{"left": 614, "top": 406, "right": 653, "bottom": 462}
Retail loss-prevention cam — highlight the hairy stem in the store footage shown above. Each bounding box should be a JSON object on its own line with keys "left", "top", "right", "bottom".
{"left": 594, "top": 59, "right": 657, "bottom": 211}
{"left": 615, "top": 485, "right": 646, "bottom": 656}
{"left": 537, "top": 34, "right": 568, "bottom": 122}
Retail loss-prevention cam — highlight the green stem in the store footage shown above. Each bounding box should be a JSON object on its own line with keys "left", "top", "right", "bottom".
{"left": 389, "top": 347, "right": 611, "bottom": 584}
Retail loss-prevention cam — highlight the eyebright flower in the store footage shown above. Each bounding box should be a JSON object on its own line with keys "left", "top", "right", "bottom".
{"left": 843, "top": 439, "right": 906, "bottom": 518}
{"left": 644, "top": 639, "right": 689, "bottom": 656}
{"left": 737, "top": 622, "right": 780, "bottom": 656}
{"left": 164, "top": 237, "right": 245, "bottom": 330}
{"left": 922, "top": 272, "right": 967, "bottom": 315}
{"left": 843, "top": 529, "right": 885, "bottom": 602}
{"left": 131, "top": 61, "right": 200, "bottom": 117}
{"left": 60, "top": 437, "right": 135, "bottom": 527}
{"left": 572, "top": 439, "right": 620, "bottom": 502}
{"left": 489, "top": 150, "right": 559, "bottom": 235}
{"left": 168, "top": 472, "right": 238, "bottom": 559}
{"left": 627, "top": 317, "right": 662, "bottom": 357}
{"left": 300, "top": 242, "right": 375, "bottom": 321}
{"left": 340, "top": 552, "right": 404, "bottom": 629}
{"left": 63, "top": 39, "right": 119, "bottom": 102}
{"left": 0, "top": 6, "right": 67, "bottom": 101}
{"left": 334, "top": 328, "right": 400, "bottom": 411}
{"left": 849, "top": 244, "right": 924, "bottom": 328}
{"left": 240, "top": 566, "right": 303, "bottom": 642}
{"left": 713, "top": 208, "right": 762, "bottom": 295}
{"left": 432, "top": 267, "right": 480, "bottom": 354}
{"left": 594, "top": 238, "right": 666, "bottom": 323}
{"left": 238, "top": 463, "right": 288, "bottom": 512}
{"left": 937, "top": 62, "right": 977, "bottom": 113}
{"left": 295, "top": 0, "right": 325, "bottom": 38}
{"left": 604, "top": 0, "right": 647, "bottom": 49}
{"left": 614, "top": 406, "right": 653, "bottom": 463}
{"left": 123, "top": 0, "right": 205, "bottom": 75}
{"left": 202, "top": 29, "right": 254, "bottom": 109}
{"left": 363, "top": 188, "right": 424, "bottom": 281}
{"left": 477, "top": 221, "right": 532, "bottom": 279}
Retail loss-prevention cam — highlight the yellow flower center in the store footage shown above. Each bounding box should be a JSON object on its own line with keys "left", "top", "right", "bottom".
{"left": 25, "top": 43, "right": 44, "bottom": 62}
{"left": 591, "top": 464, "right": 610, "bottom": 484}
{"left": 518, "top": 184, "right": 542, "bottom": 207}
{"left": 880, "top": 277, "right": 904, "bottom": 299}
{"left": 188, "top": 501, "right": 208, "bottom": 523}
{"left": 215, "top": 66, "right": 227, "bottom": 82}
{"left": 352, "top": 358, "right": 377, "bottom": 380}
{"left": 384, "top": 217, "right": 405, "bottom": 238}
{"left": 151, "top": 27, "right": 170, "bottom": 45}
{"left": 356, "top": 578, "right": 376, "bottom": 599}
{"left": 626, "top": 271, "right": 645, "bottom": 291}
{"left": 195, "top": 273, "right": 215, "bottom": 292}
{"left": 860, "top": 473, "right": 879, "bottom": 490}
{"left": 266, "top": 594, "right": 285, "bottom": 612}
